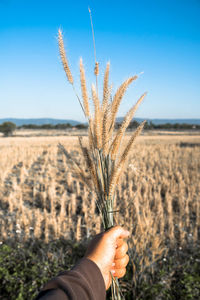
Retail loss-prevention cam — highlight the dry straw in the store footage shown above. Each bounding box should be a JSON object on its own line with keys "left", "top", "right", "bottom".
{"left": 2, "top": 138, "right": 199, "bottom": 297}
{"left": 80, "top": 58, "right": 90, "bottom": 117}
{"left": 58, "top": 28, "right": 147, "bottom": 300}
{"left": 58, "top": 29, "right": 73, "bottom": 85}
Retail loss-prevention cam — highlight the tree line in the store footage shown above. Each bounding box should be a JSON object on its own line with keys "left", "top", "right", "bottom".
{"left": 127, "top": 120, "right": 200, "bottom": 130}
{"left": 11, "top": 121, "right": 200, "bottom": 130}
{"left": 0, "top": 121, "right": 199, "bottom": 137}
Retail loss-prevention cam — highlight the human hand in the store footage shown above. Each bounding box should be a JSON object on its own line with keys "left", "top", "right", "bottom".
{"left": 84, "top": 226, "right": 130, "bottom": 290}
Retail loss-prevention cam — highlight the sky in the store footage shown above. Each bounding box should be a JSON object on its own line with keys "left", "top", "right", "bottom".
{"left": 0, "top": 0, "right": 200, "bottom": 122}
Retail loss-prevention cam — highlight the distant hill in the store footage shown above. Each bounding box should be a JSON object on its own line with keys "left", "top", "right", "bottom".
{"left": 0, "top": 118, "right": 80, "bottom": 126}
{"left": 0, "top": 118, "right": 200, "bottom": 126}
{"left": 117, "top": 118, "right": 200, "bottom": 125}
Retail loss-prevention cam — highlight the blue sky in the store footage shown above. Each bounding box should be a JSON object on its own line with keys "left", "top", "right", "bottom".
{"left": 0, "top": 0, "right": 200, "bottom": 122}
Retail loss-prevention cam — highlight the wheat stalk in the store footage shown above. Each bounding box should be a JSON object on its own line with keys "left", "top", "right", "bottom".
{"left": 58, "top": 30, "right": 146, "bottom": 300}
{"left": 88, "top": 7, "right": 99, "bottom": 94}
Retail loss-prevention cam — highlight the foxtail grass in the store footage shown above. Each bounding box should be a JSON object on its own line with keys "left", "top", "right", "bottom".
{"left": 58, "top": 29, "right": 146, "bottom": 300}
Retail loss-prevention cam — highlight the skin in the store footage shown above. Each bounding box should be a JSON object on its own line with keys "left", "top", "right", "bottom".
{"left": 85, "top": 226, "right": 130, "bottom": 290}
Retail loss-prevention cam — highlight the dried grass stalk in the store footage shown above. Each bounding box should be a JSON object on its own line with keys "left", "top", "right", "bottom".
{"left": 102, "top": 62, "right": 110, "bottom": 114}
{"left": 78, "top": 137, "right": 99, "bottom": 190}
{"left": 58, "top": 29, "right": 147, "bottom": 300}
{"left": 111, "top": 93, "right": 147, "bottom": 159}
{"left": 120, "top": 121, "right": 146, "bottom": 165}
{"left": 94, "top": 62, "right": 99, "bottom": 76}
{"left": 92, "top": 84, "right": 102, "bottom": 149}
{"left": 80, "top": 58, "right": 89, "bottom": 117}
{"left": 102, "top": 104, "right": 111, "bottom": 155}
{"left": 110, "top": 76, "right": 138, "bottom": 132}
{"left": 58, "top": 29, "right": 73, "bottom": 84}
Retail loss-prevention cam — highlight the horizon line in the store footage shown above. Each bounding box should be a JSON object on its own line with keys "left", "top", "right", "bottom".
{"left": 0, "top": 117, "right": 200, "bottom": 121}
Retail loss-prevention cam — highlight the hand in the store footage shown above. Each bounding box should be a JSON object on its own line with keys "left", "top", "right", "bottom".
{"left": 84, "top": 226, "right": 130, "bottom": 290}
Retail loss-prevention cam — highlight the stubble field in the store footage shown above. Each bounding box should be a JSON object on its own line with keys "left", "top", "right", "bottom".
{"left": 0, "top": 133, "right": 199, "bottom": 244}
{"left": 0, "top": 133, "right": 200, "bottom": 299}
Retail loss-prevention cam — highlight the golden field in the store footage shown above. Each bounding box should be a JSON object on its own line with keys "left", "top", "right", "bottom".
{"left": 0, "top": 132, "right": 199, "bottom": 271}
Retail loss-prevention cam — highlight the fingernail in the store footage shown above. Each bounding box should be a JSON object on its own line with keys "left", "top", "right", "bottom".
{"left": 111, "top": 270, "right": 115, "bottom": 275}
{"left": 112, "top": 262, "right": 115, "bottom": 267}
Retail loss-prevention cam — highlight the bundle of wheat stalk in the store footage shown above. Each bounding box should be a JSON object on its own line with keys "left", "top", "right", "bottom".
{"left": 58, "top": 28, "right": 146, "bottom": 299}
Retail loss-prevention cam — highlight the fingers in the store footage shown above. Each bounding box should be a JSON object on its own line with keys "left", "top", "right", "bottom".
{"left": 113, "top": 267, "right": 126, "bottom": 278}
{"left": 116, "top": 238, "right": 123, "bottom": 248}
{"left": 112, "top": 241, "right": 129, "bottom": 279}
{"left": 112, "top": 254, "right": 129, "bottom": 279}
{"left": 114, "top": 254, "right": 129, "bottom": 269}
{"left": 115, "top": 241, "right": 128, "bottom": 259}
{"left": 85, "top": 226, "right": 130, "bottom": 290}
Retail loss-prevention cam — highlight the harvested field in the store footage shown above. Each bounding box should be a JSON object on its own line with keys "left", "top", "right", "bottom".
{"left": 0, "top": 133, "right": 200, "bottom": 299}
{"left": 0, "top": 134, "right": 199, "bottom": 247}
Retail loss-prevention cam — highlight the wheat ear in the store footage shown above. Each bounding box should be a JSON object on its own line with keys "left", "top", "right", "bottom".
{"left": 78, "top": 137, "right": 99, "bottom": 190}
{"left": 120, "top": 121, "right": 146, "bottom": 165}
{"left": 58, "top": 29, "right": 73, "bottom": 84}
{"left": 94, "top": 62, "right": 99, "bottom": 76}
{"left": 102, "top": 62, "right": 110, "bottom": 113}
{"left": 109, "top": 76, "right": 138, "bottom": 134}
{"left": 80, "top": 58, "right": 90, "bottom": 117}
{"left": 58, "top": 29, "right": 85, "bottom": 115}
{"left": 88, "top": 118, "right": 95, "bottom": 151}
{"left": 102, "top": 104, "right": 111, "bottom": 155}
{"left": 92, "top": 84, "right": 102, "bottom": 149}
{"left": 111, "top": 93, "right": 147, "bottom": 159}
{"left": 108, "top": 121, "right": 146, "bottom": 198}
{"left": 108, "top": 160, "right": 126, "bottom": 199}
